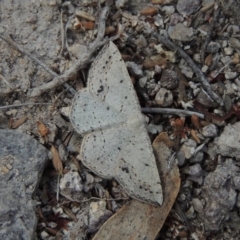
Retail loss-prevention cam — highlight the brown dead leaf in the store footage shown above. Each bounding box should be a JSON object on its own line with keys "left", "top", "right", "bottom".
{"left": 204, "top": 54, "right": 213, "bottom": 66}
{"left": 73, "top": 18, "right": 95, "bottom": 30}
{"left": 190, "top": 129, "right": 201, "bottom": 144}
{"left": 8, "top": 115, "right": 28, "bottom": 129}
{"left": 105, "top": 26, "right": 116, "bottom": 35}
{"left": 191, "top": 114, "right": 201, "bottom": 129}
{"left": 143, "top": 58, "right": 166, "bottom": 68}
{"left": 37, "top": 120, "right": 49, "bottom": 137}
{"left": 92, "top": 134, "right": 180, "bottom": 240}
{"left": 51, "top": 145, "right": 63, "bottom": 175}
{"left": 140, "top": 7, "right": 158, "bottom": 16}
{"left": 62, "top": 206, "right": 78, "bottom": 222}
{"left": 45, "top": 227, "right": 58, "bottom": 236}
{"left": 75, "top": 10, "right": 95, "bottom": 21}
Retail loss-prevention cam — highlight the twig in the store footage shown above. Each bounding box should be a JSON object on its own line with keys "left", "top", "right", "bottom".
{"left": 0, "top": 33, "right": 76, "bottom": 96}
{"left": 28, "top": 5, "right": 110, "bottom": 98}
{"left": 59, "top": 9, "right": 65, "bottom": 56}
{"left": 141, "top": 107, "right": 204, "bottom": 118}
{"left": 153, "top": 34, "right": 224, "bottom": 106}
{"left": 80, "top": 196, "right": 130, "bottom": 203}
{"left": 0, "top": 102, "right": 50, "bottom": 110}
{"left": 0, "top": 74, "right": 14, "bottom": 89}
{"left": 200, "top": 7, "right": 220, "bottom": 62}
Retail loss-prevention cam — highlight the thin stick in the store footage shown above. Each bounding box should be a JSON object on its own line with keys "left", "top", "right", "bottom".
{"left": 141, "top": 107, "right": 204, "bottom": 118}
{"left": 80, "top": 196, "right": 130, "bottom": 203}
{"left": 0, "top": 33, "right": 77, "bottom": 96}
{"left": 28, "top": 5, "right": 110, "bottom": 98}
{"left": 153, "top": 34, "right": 224, "bottom": 106}
{"left": 0, "top": 102, "right": 51, "bottom": 110}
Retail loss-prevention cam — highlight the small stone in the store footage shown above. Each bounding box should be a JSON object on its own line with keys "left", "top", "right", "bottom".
{"left": 185, "top": 206, "right": 195, "bottom": 219}
{"left": 139, "top": 76, "right": 148, "bottom": 88}
{"left": 213, "top": 122, "right": 240, "bottom": 160}
{"left": 196, "top": 90, "right": 218, "bottom": 108}
{"left": 225, "top": 71, "right": 237, "bottom": 80}
{"left": 176, "top": 150, "right": 185, "bottom": 166}
{"left": 192, "top": 198, "right": 203, "bottom": 213}
{"left": 181, "top": 139, "right": 197, "bottom": 159}
{"left": 201, "top": 65, "right": 208, "bottom": 73}
{"left": 169, "top": 13, "right": 184, "bottom": 25}
{"left": 189, "top": 151, "right": 204, "bottom": 164}
{"left": 201, "top": 159, "right": 238, "bottom": 231}
{"left": 206, "top": 42, "right": 221, "bottom": 54}
{"left": 126, "top": 62, "right": 143, "bottom": 77}
{"left": 202, "top": 123, "right": 218, "bottom": 137}
{"left": 168, "top": 23, "right": 194, "bottom": 42}
{"left": 60, "top": 106, "right": 71, "bottom": 118}
{"left": 189, "top": 163, "right": 202, "bottom": 177}
{"left": 146, "top": 124, "right": 163, "bottom": 134}
{"left": 60, "top": 170, "right": 84, "bottom": 202}
{"left": 229, "top": 37, "right": 240, "bottom": 49}
{"left": 88, "top": 200, "right": 112, "bottom": 233}
{"left": 179, "top": 59, "right": 194, "bottom": 78}
{"left": 162, "top": 5, "right": 175, "bottom": 15}
{"left": 224, "top": 47, "right": 233, "bottom": 56}
{"left": 155, "top": 88, "right": 173, "bottom": 107}
{"left": 160, "top": 69, "right": 179, "bottom": 89}
{"left": 177, "top": 0, "right": 200, "bottom": 17}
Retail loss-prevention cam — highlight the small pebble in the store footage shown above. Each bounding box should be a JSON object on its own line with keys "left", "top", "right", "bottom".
{"left": 202, "top": 123, "right": 218, "bottom": 137}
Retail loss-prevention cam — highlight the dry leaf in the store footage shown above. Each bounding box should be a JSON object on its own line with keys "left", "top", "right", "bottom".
{"left": 156, "top": 132, "right": 174, "bottom": 148}
{"left": 105, "top": 26, "right": 116, "bottom": 35}
{"left": 51, "top": 145, "right": 63, "bottom": 175}
{"left": 190, "top": 129, "right": 201, "bottom": 144}
{"left": 140, "top": 7, "right": 158, "bottom": 16}
{"left": 45, "top": 227, "right": 58, "bottom": 236}
{"left": 37, "top": 120, "right": 49, "bottom": 137}
{"left": 143, "top": 58, "right": 166, "bottom": 68}
{"left": 75, "top": 10, "right": 95, "bottom": 21}
{"left": 62, "top": 206, "right": 78, "bottom": 222}
{"left": 204, "top": 54, "right": 213, "bottom": 66}
{"left": 73, "top": 18, "right": 95, "bottom": 30}
{"left": 8, "top": 115, "right": 28, "bottom": 129}
{"left": 92, "top": 134, "right": 180, "bottom": 240}
{"left": 191, "top": 114, "right": 201, "bottom": 129}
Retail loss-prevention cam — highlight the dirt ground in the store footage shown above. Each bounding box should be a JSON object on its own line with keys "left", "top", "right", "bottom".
{"left": 1, "top": 0, "right": 240, "bottom": 239}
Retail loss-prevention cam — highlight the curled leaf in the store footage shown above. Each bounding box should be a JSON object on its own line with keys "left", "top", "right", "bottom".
{"left": 37, "top": 120, "right": 49, "bottom": 137}
{"left": 51, "top": 145, "right": 63, "bottom": 175}
{"left": 8, "top": 115, "right": 28, "bottom": 129}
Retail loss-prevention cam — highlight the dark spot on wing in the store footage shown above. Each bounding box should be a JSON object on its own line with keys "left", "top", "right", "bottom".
{"left": 121, "top": 166, "right": 129, "bottom": 173}
{"left": 97, "top": 85, "right": 104, "bottom": 93}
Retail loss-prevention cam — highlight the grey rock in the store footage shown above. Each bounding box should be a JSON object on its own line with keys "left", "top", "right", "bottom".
{"left": 202, "top": 124, "right": 218, "bottom": 138}
{"left": 176, "top": 150, "right": 186, "bottom": 166}
{"left": 168, "top": 23, "right": 194, "bottom": 42}
{"left": 155, "top": 88, "right": 173, "bottom": 107}
{"left": 0, "top": 129, "right": 48, "bottom": 240}
{"left": 201, "top": 159, "right": 238, "bottom": 231}
{"left": 189, "top": 151, "right": 204, "bottom": 164}
{"left": 206, "top": 42, "right": 221, "bottom": 54}
{"left": 126, "top": 62, "right": 143, "bottom": 78}
{"left": 213, "top": 122, "right": 240, "bottom": 160}
{"left": 181, "top": 139, "right": 197, "bottom": 159}
{"left": 177, "top": 0, "right": 200, "bottom": 17}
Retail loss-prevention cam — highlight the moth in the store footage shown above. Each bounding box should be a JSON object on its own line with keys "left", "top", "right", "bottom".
{"left": 70, "top": 41, "right": 163, "bottom": 206}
